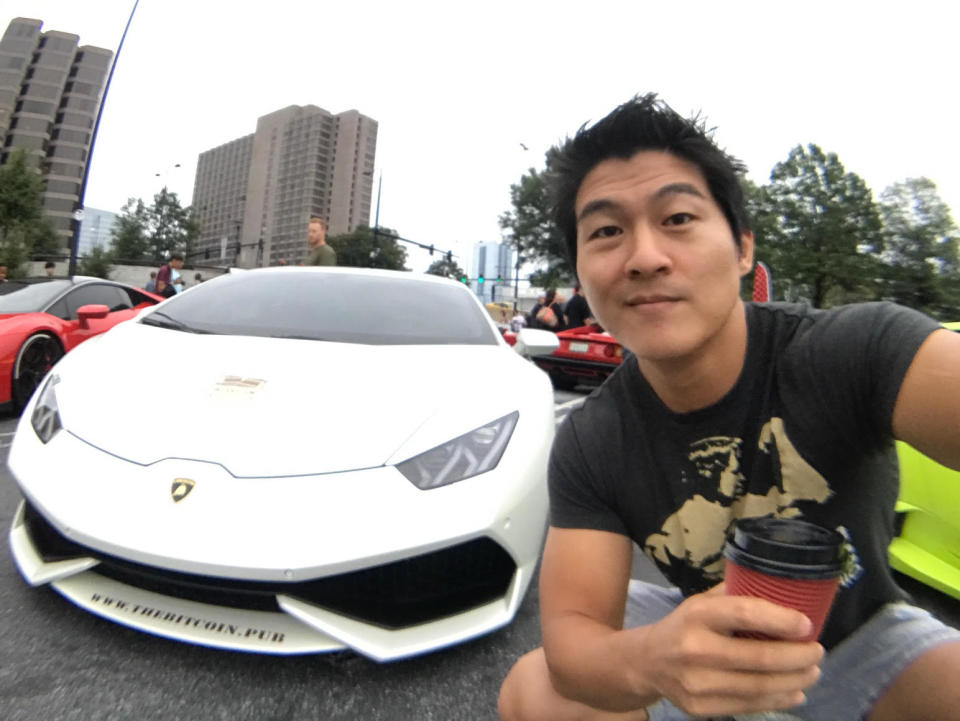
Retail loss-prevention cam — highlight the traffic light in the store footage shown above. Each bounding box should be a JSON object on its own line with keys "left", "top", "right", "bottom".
{"left": 446, "top": 251, "right": 452, "bottom": 262}
{"left": 459, "top": 275, "right": 468, "bottom": 284}
{"left": 496, "top": 275, "right": 502, "bottom": 282}
{"left": 477, "top": 275, "right": 485, "bottom": 284}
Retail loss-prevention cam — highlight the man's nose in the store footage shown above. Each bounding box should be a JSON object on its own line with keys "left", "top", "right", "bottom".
{"left": 623, "top": 224, "right": 671, "bottom": 278}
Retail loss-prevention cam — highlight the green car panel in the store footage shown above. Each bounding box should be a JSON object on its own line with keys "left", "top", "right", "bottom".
{"left": 889, "top": 321, "right": 960, "bottom": 601}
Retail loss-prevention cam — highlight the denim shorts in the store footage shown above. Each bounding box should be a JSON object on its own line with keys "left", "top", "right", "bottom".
{"left": 624, "top": 581, "right": 960, "bottom": 721}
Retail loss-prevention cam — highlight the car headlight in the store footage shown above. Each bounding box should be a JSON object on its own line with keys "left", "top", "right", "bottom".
{"left": 31, "top": 373, "right": 62, "bottom": 444}
{"left": 396, "top": 411, "right": 519, "bottom": 490}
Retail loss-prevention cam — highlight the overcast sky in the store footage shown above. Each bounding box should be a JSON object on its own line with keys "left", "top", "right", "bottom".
{"left": 3, "top": 0, "right": 959, "bottom": 273}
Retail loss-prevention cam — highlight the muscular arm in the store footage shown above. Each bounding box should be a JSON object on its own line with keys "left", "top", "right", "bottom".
{"left": 539, "top": 527, "right": 644, "bottom": 709}
{"left": 539, "top": 527, "right": 824, "bottom": 716}
{"left": 893, "top": 328, "right": 960, "bottom": 469}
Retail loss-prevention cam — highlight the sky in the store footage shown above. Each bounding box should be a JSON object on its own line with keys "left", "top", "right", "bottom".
{"left": 3, "top": 0, "right": 959, "bottom": 274}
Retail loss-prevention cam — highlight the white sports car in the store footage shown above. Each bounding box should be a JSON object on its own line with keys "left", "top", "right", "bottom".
{"left": 8, "top": 267, "right": 559, "bottom": 661}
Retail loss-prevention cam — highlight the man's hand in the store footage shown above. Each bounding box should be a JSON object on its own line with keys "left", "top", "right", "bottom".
{"left": 636, "top": 584, "right": 824, "bottom": 717}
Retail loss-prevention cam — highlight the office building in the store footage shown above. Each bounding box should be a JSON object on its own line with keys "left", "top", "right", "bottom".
{"left": 192, "top": 104, "right": 377, "bottom": 267}
{"left": 77, "top": 206, "right": 117, "bottom": 256}
{"left": 471, "top": 241, "right": 515, "bottom": 303}
{"left": 0, "top": 17, "right": 112, "bottom": 248}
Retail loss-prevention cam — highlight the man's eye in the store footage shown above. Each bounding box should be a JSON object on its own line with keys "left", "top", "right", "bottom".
{"left": 664, "top": 212, "right": 693, "bottom": 226}
{"left": 588, "top": 225, "right": 621, "bottom": 240}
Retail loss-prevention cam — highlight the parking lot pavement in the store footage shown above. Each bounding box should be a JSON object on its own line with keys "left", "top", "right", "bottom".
{"left": 0, "top": 402, "right": 956, "bottom": 721}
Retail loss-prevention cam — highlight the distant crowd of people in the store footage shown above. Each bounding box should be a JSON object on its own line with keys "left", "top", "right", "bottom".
{"left": 515, "top": 284, "right": 595, "bottom": 333}
{"left": 144, "top": 254, "right": 206, "bottom": 296}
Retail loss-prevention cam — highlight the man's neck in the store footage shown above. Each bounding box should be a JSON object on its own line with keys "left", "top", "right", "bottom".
{"left": 636, "top": 301, "right": 748, "bottom": 414}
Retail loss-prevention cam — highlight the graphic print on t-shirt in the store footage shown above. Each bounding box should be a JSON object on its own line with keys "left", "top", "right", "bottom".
{"left": 644, "top": 417, "right": 834, "bottom": 585}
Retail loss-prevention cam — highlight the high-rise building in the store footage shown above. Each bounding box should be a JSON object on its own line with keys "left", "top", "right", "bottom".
{"left": 471, "top": 241, "right": 515, "bottom": 303}
{"left": 77, "top": 206, "right": 117, "bottom": 256}
{"left": 192, "top": 104, "right": 377, "bottom": 267}
{"left": 0, "top": 17, "right": 112, "bottom": 248}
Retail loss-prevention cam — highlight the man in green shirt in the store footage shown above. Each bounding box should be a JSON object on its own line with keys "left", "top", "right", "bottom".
{"left": 307, "top": 216, "right": 336, "bottom": 266}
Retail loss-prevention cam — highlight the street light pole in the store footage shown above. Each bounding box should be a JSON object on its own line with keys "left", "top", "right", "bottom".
{"left": 513, "top": 242, "right": 521, "bottom": 311}
{"left": 372, "top": 172, "right": 382, "bottom": 244}
{"left": 67, "top": 0, "right": 140, "bottom": 277}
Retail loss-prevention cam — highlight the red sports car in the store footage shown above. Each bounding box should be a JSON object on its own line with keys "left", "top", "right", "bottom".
{"left": 0, "top": 277, "right": 161, "bottom": 412}
{"left": 530, "top": 324, "right": 624, "bottom": 390}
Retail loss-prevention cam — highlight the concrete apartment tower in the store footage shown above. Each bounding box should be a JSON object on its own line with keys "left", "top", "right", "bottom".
{"left": 192, "top": 104, "right": 377, "bottom": 267}
{"left": 0, "top": 17, "right": 112, "bottom": 248}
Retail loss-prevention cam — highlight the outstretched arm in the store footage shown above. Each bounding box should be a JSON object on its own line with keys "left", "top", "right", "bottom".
{"left": 893, "top": 328, "right": 960, "bottom": 469}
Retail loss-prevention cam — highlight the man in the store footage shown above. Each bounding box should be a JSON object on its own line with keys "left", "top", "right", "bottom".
{"left": 44, "top": 261, "right": 56, "bottom": 278}
{"left": 564, "top": 283, "right": 593, "bottom": 328}
{"left": 498, "top": 94, "right": 960, "bottom": 721}
{"left": 144, "top": 271, "right": 157, "bottom": 293}
{"left": 306, "top": 216, "right": 336, "bottom": 266}
{"left": 155, "top": 253, "right": 184, "bottom": 298}
{"left": 0, "top": 264, "right": 7, "bottom": 282}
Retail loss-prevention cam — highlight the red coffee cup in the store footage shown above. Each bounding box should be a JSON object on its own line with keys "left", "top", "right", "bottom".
{"left": 723, "top": 517, "right": 844, "bottom": 642}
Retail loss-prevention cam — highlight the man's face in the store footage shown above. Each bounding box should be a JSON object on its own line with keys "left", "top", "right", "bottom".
{"left": 171, "top": 258, "right": 184, "bottom": 270}
{"left": 575, "top": 150, "right": 753, "bottom": 363}
{"left": 307, "top": 221, "right": 325, "bottom": 248}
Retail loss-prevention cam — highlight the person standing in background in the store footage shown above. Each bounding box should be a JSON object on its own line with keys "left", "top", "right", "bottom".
{"left": 564, "top": 283, "right": 594, "bottom": 328}
{"left": 307, "top": 217, "right": 336, "bottom": 266}
{"left": 155, "top": 253, "right": 184, "bottom": 298}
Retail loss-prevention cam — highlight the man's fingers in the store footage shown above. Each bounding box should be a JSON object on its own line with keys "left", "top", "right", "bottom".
{"left": 705, "top": 594, "right": 816, "bottom": 642}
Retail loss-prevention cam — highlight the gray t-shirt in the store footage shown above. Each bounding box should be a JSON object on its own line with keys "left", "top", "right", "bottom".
{"left": 549, "top": 301, "right": 941, "bottom": 648}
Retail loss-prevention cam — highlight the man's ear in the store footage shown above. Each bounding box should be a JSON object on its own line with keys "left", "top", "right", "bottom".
{"left": 737, "top": 231, "right": 755, "bottom": 277}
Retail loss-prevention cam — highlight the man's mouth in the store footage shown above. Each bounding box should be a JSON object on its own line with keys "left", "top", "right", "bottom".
{"left": 625, "top": 294, "right": 679, "bottom": 307}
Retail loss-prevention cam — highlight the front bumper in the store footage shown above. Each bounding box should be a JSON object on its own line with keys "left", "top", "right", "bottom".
{"left": 8, "top": 417, "right": 549, "bottom": 660}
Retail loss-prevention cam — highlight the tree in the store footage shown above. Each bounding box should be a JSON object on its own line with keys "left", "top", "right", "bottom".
{"left": 499, "top": 166, "right": 575, "bottom": 287}
{"left": 426, "top": 255, "right": 465, "bottom": 280}
{"left": 326, "top": 226, "right": 408, "bottom": 270}
{"left": 148, "top": 187, "right": 199, "bottom": 261}
{"left": 77, "top": 245, "right": 113, "bottom": 279}
{"left": 761, "top": 144, "right": 884, "bottom": 307}
{"left": 879, "top": 178, "right": 960, "bottom": 319}
{"left": 0, "top": 149, "right": 60, "bottom": 273}
{"left": 110, "top": 198, "right": 151, "bottom": 262}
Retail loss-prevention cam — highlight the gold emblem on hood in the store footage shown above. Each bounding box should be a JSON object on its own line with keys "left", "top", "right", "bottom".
{"left": 171, "top": 479, "right": 195, "bottom": 503}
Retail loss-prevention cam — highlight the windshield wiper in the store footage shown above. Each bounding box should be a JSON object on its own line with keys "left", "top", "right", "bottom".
{"left": 141, "top": 311, "right": 211, "bottom": 334}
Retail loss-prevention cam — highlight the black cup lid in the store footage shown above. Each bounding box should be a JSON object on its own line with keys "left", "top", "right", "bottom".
{"left": 724, "top": 517, "right": 844, "bottom": 577}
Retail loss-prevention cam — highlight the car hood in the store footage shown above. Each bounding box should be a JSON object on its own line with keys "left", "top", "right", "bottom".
{"left": 53, "top": 321, "right": 545, "bottom": 477}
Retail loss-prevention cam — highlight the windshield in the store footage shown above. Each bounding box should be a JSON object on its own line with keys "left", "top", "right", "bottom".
{"left": 0, "top": 279, "right": 72, "bottom": 313}
{"left": 140, "top": 270, "right": 500, "bottom": 345}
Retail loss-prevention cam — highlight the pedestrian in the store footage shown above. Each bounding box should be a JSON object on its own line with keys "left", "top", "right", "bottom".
{"left": 194, "top": 272, "right": 203, "bottom": 284}
{"left": 145, "top": 271, "right": 157, "bottom": 293}
{"left": 44, "top": 261, "right": 56, "bottom": 278}
{"left": 0, "top": 264, "right": 7, "bottom": 282}
{"left": 306, "top": 216, "right": 336, "bottom": 266}
{"left": 155, "top": 253, "right": 184, "bottom": 298}
{"left": 527, "top": 295, "right": 545, "bottom": 328}
{"left": 563, "top": 283, "right": 593, "bottom": 328}
{"left": 533, "top": 288, "right": 566, "bottom": 331}
{"left": 509, "top": 312, "right": 527, "bottom": 334}
{"left": 498, "top": 93, "right": 960, "bottom": 721}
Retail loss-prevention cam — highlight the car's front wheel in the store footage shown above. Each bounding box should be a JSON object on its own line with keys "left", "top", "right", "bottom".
{"left": 12, "top": 333, "right": 63, "bottom": 412}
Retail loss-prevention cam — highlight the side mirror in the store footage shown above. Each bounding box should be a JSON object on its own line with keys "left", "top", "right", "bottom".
{"left": 77, "top": 303, "right": 110, "bottom": 329}
{"left": 513, "top": 328, "right": 559, "bottom": 358}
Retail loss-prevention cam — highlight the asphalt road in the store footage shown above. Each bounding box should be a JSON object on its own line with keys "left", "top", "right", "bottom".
{"left": 1, "top": 388, "right": 957, "bottom": 721}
